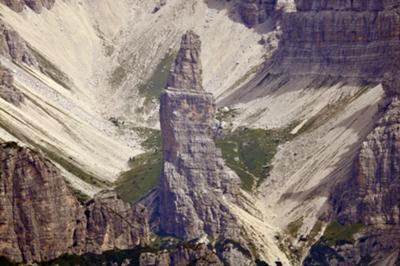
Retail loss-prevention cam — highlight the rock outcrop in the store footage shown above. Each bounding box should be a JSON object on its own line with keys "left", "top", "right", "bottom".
{"left": 0, "top": 142, "right": 150, "bottom": 264}
{"left": 273, "top": 0, "right": 400, "bottom": 78}
{"left": 0, "top": 63, "right": 24, "bottom": 105}
{"left": 305, "top": 71, "right": 400, "bottom": 265}
{"left": 0, "top": 21, "right": 37, "bottom": 66}
{"left": 166, "top": 31, "right": 203, "bottom": 91}
{"left": 238, "top": 0, "right": 277, "bottom": 27}
{"left": 159, "top": 31, "right": 241, "bottom": 241}
{"left": 0, "top": 0, "right": 55, "bottom": 13}
{"left": 139, "top": 244, "right": 224, "bottom": 266}
{"left": 335, "top": 100, "right": 400, "bottom": 227}
{"left": 83, "top": 191, "right": 150, "bottom": 255}
{"left": 333, "top": 69, "right": 400, "bottom": 227}
{"left": 0, "top": 142, "right": 83, "bottom": 263}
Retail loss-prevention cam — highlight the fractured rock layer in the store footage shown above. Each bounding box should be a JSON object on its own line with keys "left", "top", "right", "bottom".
{"left": 159, "top": 31, "right": 241, "bottom": 241}
{"left": 274, "top": 0, "right": 400, "bottom": 78}
{"left": 0, "top": 0, "right": 55, "bottom": 13}
{"left": 166, "top": 30, "right": 203, "bottom": 92}
{"left": 139, "top": 244, "right": 224, "bottom": 266}
{"left": 0, "top": 63, "right": 24, "bottom": 105}
{"left": 0, "top": 142, "right": 150, "bottom": 264}
{"left": 238, "top": 0, "right": 277, "bottom": 27}
{"left": 0, "top": 21, "right": 37, "bottom": 66}
{"left": 314, "top": 72, "right": 400, "bottom": 265}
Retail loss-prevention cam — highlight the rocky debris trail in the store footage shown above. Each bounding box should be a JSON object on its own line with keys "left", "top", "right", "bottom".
{"left": 0, "top": 0, "right": 55, "bottom": 13}
{"left": 310, "top": 70, "right": 400, "bottom": 265}
{"left": 0, "top": 142, "right": 150, "bottom": 264}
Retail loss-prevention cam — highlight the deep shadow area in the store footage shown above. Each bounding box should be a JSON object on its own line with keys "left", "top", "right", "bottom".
{"left": 204, "top": 0, "right": 281, "bottom": 34}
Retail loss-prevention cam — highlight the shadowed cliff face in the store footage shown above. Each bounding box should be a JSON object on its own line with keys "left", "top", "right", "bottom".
{"left": 334, "top": 70, "right": 400, "bottom": 228}
{"left": 304, "top": 71, "right": 400, "bottom": 265}
{"left": 238, "top": 0, "right": 278, "bottom": 27}
{"left": 159, "top": 31, "right": 242, "bottom": 241}
{"left": 0, "top": 142, "right": 150, "bottom": 264}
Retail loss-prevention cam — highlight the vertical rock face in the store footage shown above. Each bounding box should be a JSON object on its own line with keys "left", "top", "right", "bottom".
{"left": 0, "top": 0, "right": 55, "bottom": 13}
{"left": 0, "top": 21, "right": 38, "bottom": 66}
{"left": 334, "top": 71, "right": 400, "bottom": 227}
{"left": 166, "top": 31, "right": 203, "bottom": 92}
{"left": 0, "top": 142, "right": 83, "bottom": 263}
{"left": 0, "top": 0, "right": 24, "bottom": 12}
{"left": 0, "top": 142, "right": 150, "bottom": 264}
{"left": 84, "top": 191, "right": 150, "bottom": 255}
{"left": 310, "top": 72, "right": 400, "bottom": 265}
{"left": 335, "top": 102, "right": 400, "bottom": 227}
{"left": 159, "top": 31, "right": 241, "bottom": 241}
{"left": 0, "top": 63, "right": 24, "bottom": 105}
{"left": 275, "top": 0, "right": 400, "bottom": 78}
{"left": 238, "top": 0, "right": 277, "bottom": 27}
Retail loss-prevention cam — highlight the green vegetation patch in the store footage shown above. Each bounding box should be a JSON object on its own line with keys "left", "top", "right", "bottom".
{"left": 216, "top": 126, "right": 295, "bottom": 192}
{"left": 114, "top": 129, "right": 162, "bottom": 203}
{"left": 287, "top": 217, "right": 304, "bottom": 238}
{"left": 304, "top": 221, "right": 366, "bottom": 265}
{"left": 138, "top": 52, "right": 176, "bottom": 104}
{"left": 322, "top": 221, "right": 365, "bottom": 246}
{"left": 41, "top": 236, "right": 184, "bottom": 266}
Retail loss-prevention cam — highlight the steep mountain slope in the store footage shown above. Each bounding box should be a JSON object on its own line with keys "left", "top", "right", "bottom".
{"left": 0, "top": 0, "right": 268, "bottom": 195}
{"left": 0, "top": 0, "right": 399, "bottom": 265}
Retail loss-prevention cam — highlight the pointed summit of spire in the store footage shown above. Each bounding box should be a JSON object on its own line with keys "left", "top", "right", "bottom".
{"left": 167, "top": 31, "right": 203, "bottom": 91}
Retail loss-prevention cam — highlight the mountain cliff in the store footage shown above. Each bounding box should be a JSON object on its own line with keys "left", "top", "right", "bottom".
{"left": 0, "top": 0, "right": 399, "bottom": 265}
{"left": 158, "top": 31, "right": 251, "bottom": 264}
{"left": 313, "top": 71, "right": 400, "bottom": 265}
{"left": 0, "top": 0, "right": 55, "bottom": 13}
{"left": 276, "top": 0, "right": 400, "bottom": 77}
{"left": 0, "top": 142, "right": 150, "bottom": 264}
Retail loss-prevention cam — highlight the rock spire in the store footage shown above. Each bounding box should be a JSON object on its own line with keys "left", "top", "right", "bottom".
{"left": 159, "top": 31, "right": 241, "bottom": 241}
{"left": 166, "top": 31, "right": 203, "bottom": 91}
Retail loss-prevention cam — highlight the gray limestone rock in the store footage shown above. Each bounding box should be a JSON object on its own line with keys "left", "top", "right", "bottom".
{"left": 166, "top": 31, "right": 203, "bottom": 92}
{"left": 238, "top": 0, "right": 277, "bottom": 27}
{"left": 0, "top": 63, "right": 24, "bottom": 105}
{"left": 0, "top": 142, "right": 150, "bottom": 264}
{"left": 159, "top": 31, "right": 242, "bottom": 242}
{"left": 0, "top": 0, "right": 55, "bottom": 13}
{"left": 0, "top": 21, "right": 38, "bottom": 66}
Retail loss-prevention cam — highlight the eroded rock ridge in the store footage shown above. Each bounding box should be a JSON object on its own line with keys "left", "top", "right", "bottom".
{"left": 238, "top": 0, "right": 277, "bottom": 27}
{"left": 0, "top": 142, "right": 150, "bottom": 264}
{"left": 0, "top": 0, "right": 55, "bottom": 13}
